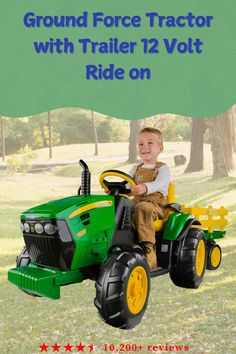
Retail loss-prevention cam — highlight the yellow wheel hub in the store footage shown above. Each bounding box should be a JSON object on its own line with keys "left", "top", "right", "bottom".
{"left": 211, "top": 246, "right": 221, "bottom": 268}
{"left": 196, "top": 239, "right": 206, "bottom": 277}
{"left": 126, "top": 266, "right": 148, "bottom": 315}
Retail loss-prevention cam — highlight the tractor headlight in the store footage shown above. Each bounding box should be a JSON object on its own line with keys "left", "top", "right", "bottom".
{"left": 35, "top": 223, "right": 44, "bottom": 234}
{"left": 44, "top": 223, "right": 57, "bottom": 235}
{"left": 24, "top": 222, "right": 30, "bottom": 233}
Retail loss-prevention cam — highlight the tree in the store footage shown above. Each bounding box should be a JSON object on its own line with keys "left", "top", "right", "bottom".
{"left": 37, "top": 116, "right": 48, "bottom": 148}
{"left": 230, "top": 104, "right": 236, "bottom": 154}
{"left": 127, "top": 120, "right": 143, "bottom": 163}
{"left": 221, "top": 108, "right": 235, "bottom": 171}
{"left": 1, "top": 116, "right": 6, "bottom": 161}
{"left": 184, "top": 118, "right": 207, "bottom": 173}
{"left": 5, "top": 118, "right": 32, "bottom": 154}
{"left": 208, "top": 109, "right": 235, "bottom": 177}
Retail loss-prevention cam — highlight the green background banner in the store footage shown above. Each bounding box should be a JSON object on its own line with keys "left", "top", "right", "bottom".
{"left": 0, "top": 0, "right": 235, "bottom": 119}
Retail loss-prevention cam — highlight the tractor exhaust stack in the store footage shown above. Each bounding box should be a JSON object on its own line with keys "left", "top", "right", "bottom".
{"left": 79, "top": 159, "right": 91, "bottom": 195}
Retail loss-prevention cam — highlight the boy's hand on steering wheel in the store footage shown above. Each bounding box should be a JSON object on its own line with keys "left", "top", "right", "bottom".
{"left": 131, "top": 184, "right": 147, "bottom": 195}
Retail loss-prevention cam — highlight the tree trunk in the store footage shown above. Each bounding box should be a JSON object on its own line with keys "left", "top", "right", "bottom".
{"left": 184, "top": 118, "right": 206, "bottom": 173}
{"left": 48, "top": 111, "right": 52, "bottom": 159}
{"left": 127, "top": 120, "right": 142, "bottom": 163}
{"left": 1, "top": 116, "right": 6, "bottom": 161}
{"left": 231, "top": 104, "right": 236, "bottom": 154}
{"left": 91, "top": 111, "right": 98, "bottom": 156}
{"left": 222, "top": 109, "right": 234, "bottom": 171}
{"left": 208, "top": 115, "right": 229, "bottom": 177}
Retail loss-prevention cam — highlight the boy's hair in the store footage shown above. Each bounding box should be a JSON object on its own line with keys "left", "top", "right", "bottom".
{"left": 138, "top": 127, "right": 163, "bottom": 144}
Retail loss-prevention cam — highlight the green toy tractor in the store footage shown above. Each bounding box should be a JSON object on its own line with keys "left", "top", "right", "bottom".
{"left": 8, "top": 160, "right": 227, "bottom": 329}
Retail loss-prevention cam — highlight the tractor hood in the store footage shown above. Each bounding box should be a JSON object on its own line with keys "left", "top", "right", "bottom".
{"left": 21, "top": 160, "right": 97, "bottom": 221}
{"left": 21, "top": 195, "right": 90, "bottom": 220}
{"left": 21, "top": 194, "right": 114, "bottom": 220}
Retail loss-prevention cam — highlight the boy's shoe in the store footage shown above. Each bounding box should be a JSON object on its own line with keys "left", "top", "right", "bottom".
{"left": 142, "top": 242, "right": 157, "bottom": 270}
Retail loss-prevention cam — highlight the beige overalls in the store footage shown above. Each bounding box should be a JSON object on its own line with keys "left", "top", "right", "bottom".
{"left": 133, "top": 162, "right": 167, "bottom": 245}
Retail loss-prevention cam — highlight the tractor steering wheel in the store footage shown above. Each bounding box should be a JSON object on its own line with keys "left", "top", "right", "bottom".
{"left": 99, "top": 170, "right": 136, "bottom": 196}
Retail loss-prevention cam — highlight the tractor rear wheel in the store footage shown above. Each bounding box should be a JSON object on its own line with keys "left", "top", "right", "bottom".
{"left": 16, "top": 246, "right": 41, "bottom": 297}
{"left": 170, "top": 228, "right": 206, "bottom": 289}
{"left": 206, "top": 240, "right": 222, "bottom": 270}
{"left": 94, "top": 252, "right": 150, "bottom": 329}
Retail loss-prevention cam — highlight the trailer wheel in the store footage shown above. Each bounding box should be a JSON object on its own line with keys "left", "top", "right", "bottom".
{"left": 94, "top": 252, "right": 150, "bottom": 329}
{"left": 206, "top": 241, "right": 222, "bottom": 270}
{"left": 170, "top": 228, "right": 206, "bottom": 289}
{"left": 16, "top": 246, "right": 41, "bottom": 297}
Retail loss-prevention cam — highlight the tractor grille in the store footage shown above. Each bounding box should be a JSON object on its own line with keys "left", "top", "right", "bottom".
{"left": 23, "top": 219, "right": 75, "bottom": 270}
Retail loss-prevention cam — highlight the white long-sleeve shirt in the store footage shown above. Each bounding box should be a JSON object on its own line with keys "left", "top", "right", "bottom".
{"left": 129, "top": 163, "right": 170, "bottom": 196}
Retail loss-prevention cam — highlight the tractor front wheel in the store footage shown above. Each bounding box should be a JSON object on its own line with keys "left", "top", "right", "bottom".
{"left": 170, "top": 228, "right": 206, "bottom": 289}
{"left": 94, "top": 252, "right": 150, "bottom": 329}
{"left": 16, "top": 246, "right": 41, "bottom": 297}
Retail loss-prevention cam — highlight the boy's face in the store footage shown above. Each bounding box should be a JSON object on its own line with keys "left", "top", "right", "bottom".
{"left": 137, "top": 132, "right": 163, "bottom": 164}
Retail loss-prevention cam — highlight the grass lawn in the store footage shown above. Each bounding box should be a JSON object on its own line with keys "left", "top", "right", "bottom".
{"left": 0, "top": 142, "right": 235, "bottom": 354}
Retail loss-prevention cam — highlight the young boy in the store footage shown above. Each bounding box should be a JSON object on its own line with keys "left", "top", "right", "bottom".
{"left": 129, "top": 127, "right": 170, "bottom": 270}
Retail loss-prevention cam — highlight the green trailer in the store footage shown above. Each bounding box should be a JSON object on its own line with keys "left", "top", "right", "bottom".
{"left": 8, "top": 160, "right": 228, "bottom": 329}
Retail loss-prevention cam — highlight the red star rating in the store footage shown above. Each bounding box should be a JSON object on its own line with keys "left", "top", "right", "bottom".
{"left": 52, "top": 343, "right": 61, "bottom": 352}
{"left": 40, "top": 343, "right": 48, "bottom": 352}
{"left": 39, "top": 342, "right": 95, "bottom": 352}
{"left": 64, "top": 343, "right": 73, "bottom": 352}
{"left": 88, "top": 344, "right": 95, "bottom": 352}
{"left": 76, "top": 342, "right": 85, "bottom": 352}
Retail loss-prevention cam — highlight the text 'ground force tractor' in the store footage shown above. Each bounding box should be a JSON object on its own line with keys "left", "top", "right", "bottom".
{"left": 8, "top": 160, "right": 228, "bottom": 329}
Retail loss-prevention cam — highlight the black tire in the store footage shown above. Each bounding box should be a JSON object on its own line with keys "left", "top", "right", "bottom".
{"left": 16, "top": 246, "right": 31, "bottom": 267}
{"left": 94, "top": 252, "right": 150, "bottom": 329}
{"left": 170, "top": 228, "right": 206, "bottom": 289}
{"left": 206, "top": 240, "right": 222, "bottom": 270}
{"left": 16, "top": 246, "right": 41, "bottom": 297}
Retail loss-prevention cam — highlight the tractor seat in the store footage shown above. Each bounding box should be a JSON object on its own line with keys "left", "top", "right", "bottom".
{"left": 153, "top": 183, "right": 176, "bottom": 232}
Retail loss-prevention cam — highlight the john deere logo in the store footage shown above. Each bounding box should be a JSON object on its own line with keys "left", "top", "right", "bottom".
{"left": 30, "top": 225, "right": 35, "bottom": 233}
